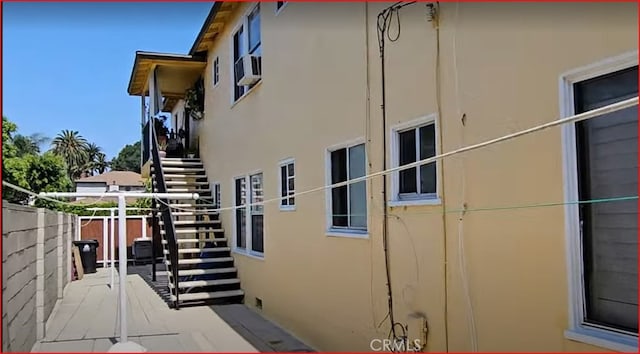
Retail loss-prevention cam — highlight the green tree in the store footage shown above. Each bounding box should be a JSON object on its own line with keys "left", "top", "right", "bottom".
{"left": 29, "top": 133, "right": 51, "bottom": 152}
{"left": 3, "top": 152, "right": 72, "bottom": 204}
{"left": 2, "top": 116, "right": 17, "bottom": 160}
{"left": 110, "top": 141, "right": 141, "bottom": 173}
{"left": 51, "top": 130, "right": 89, "bottom": 179}
{"left": 81, "top": 142, "right": 103, "bottom": 176}
{"left": 13, "top": 134, "right": 40, "bottom": 156}
{"left": 95, "top": 153, "right": 109, "bottom": 174}
{"left": 2, "top": 117, "right": 73, "bottom": 204}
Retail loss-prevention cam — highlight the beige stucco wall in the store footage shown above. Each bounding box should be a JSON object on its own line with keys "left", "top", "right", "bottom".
{"left": 194, "top": 2, "right": 637, "bottom": 352}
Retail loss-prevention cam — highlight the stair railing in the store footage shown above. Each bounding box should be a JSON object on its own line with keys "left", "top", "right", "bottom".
{"left": 150, "top": 128, "right": 181, "bottom": 309}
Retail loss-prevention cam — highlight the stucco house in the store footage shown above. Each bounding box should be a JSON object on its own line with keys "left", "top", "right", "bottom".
{"left": 74, "top": 171, "right": 146, "bottom": 202}
{"left": 126, "top": 2, "right": 638, "bottom": 352}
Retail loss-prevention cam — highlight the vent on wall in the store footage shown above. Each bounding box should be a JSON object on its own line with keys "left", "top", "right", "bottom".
{"left": 255, "top": 297, "right": 263, "bottom": 310}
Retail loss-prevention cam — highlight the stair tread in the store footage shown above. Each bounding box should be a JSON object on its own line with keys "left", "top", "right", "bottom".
{"left": 165, "top": 188, "right": 212, "bottom": 193}
{"left": 159, "top": 211, "right": 219, "bottom": 216}
{"left": 159, "top": 267, "right": 237, "bottom": 277}
{"left": 176, "top": 267, "right": 237, "bottom": 276}
{"left": 169, "top": 278, "right": 240, "bottom": 288}
{"left": 162, "top": 238, "right": 227, "bottom": 244}
{"left": 161, "top": 158, "right": 201, "bottom": 160}
{"left": 166, "top": 220, "right": 221, "bottom": 225}
{"left": 166, "top": 257, "right": 234, "bottom": 265}
{"left": 161, "top": 229, "right": 224, "bottom": 234}
{"left": 170, "top": 289, "right": 244, "bottom": 302}
{"left": 164, "top": 247, "right": 231, "bottom": 254}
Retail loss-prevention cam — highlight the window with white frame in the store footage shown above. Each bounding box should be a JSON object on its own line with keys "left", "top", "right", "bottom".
{"left": 234, "top": 173, "right": 264, "bottom": 255}
{"left": 567, "top": 65, "right": 638, "bottom": 338}
{"left": 212, "top": 182, "right": 221, "bottom": 209}
{"left": 279, "top": 159, "right": 295, "bottom": 210}
{"left": 392, "top": 118, "right": 437, "bottom": 202}
{"left": 232, "top": 4, "right": 261, "bottom": 102}
{"left": 213, "top": 57, "right": 219, "bottom": 86}
{"left": 276, "top": 1, "right": 287, "bottom": 12}
{"left": 328, "top": 142, "right": 367, "bottom": 232}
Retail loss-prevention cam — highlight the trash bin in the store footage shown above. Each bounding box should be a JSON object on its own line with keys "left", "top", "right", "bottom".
{"left": 73, "top": 240, "right": 99, "bottom": 274}
{"left": 132, "top": 238, "right": 152, "bottom": 265}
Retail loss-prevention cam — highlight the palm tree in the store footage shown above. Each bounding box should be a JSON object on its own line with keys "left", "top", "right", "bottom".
{"left": 51, "top": 130, "right": 89, "bottom": 179}
{"left": 13, "top": 133, "right": 51, "bottom": 157}
{"left": 83, "top": 143, "right": 102, "bottom": 176}
{"left": 95, "top": 153, "right": 109, "bottom": 174}
{"left": 13, "top": 134, "right": 40, "bottom": 156}
{"left": 29, "top": 133, "right": 51, "bottom": 152}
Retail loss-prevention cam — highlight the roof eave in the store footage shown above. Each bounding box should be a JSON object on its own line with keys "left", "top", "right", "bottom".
{"left": 127, "top": 51, "right": 207, "bottom": 97}
{"left": 189, "top": 1, "right": 225, "bottom": 56}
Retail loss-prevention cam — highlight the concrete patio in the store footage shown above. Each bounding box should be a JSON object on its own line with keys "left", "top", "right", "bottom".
{"left": 31, "top": 268, "right": 259, "bottom": 352}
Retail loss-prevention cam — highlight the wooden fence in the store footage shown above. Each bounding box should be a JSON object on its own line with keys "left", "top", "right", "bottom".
{"left": 78, "top": 215, "right": 154, "bottom": 265}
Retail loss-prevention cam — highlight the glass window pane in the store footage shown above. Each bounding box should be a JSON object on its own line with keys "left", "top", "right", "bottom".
{"left": 349, "top": 181, "right": 367, "bottom": 229}
{"left": 331, "top": 186, "right": 348, "bottom": 227}
{"left": 251, "top": 215, "right": 264, "bottom": 253}
{"left": 248, "top": 6, "right": 261, "bottom": 54}
{"left": 250, "top": 173, "right": 263, "bottom": 213}
{"left": 288, "top": 197, "right": 295, "bottom": 205}
{"left": 331, "top": 148, "right": 347, "bottom": 184}
{"left": 280, "top": 166, "right": 287, "bottom": 200}
{"left": 575, "top": 67, "right": 638, "bottom": 112}
{"left": 287, "top": 162, "right": 294, "bottom": 177}
{"left": 419, "top": 124, "right": 436, "bottom": 159}
{"left": 236, "top": 209, "right": 246, "bottom": 249}
{"left": 235, "top": 178, "right": 246, "bottom": 249}
{"left": 574, "top": 66, "right": 639, "bottom": 332}
{"left": 420, "top": 162, "right": 436, "bottom": 194}
{"left": 348, "top": 144, "right": 366, "bottom": 179}
{"left": 399, "top": 129, "right": 416, "bottom": 165}
{"left": 235, "top": 178, "right": 246, "bottom": 206}
{"left": 399, "top": 168, "right": 417, "bottom": 194}
{"left": 288, "top": 177, "right": 294, "bottom": 192}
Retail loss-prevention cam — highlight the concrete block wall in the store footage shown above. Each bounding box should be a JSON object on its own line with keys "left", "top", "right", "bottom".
{"left": 2, "top": 201, "right": 77, "bottom": 352}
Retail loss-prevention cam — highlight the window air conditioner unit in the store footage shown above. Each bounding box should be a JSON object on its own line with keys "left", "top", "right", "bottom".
{"left": 235, "top": 55, "right": 262, "bottom": 86}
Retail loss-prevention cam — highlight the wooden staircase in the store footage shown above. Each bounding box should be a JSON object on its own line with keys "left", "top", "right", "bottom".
{"left": 152, "top": 157, "right": 244, "bottom": 307}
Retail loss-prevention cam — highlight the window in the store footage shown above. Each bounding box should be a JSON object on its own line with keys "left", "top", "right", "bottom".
{"left": 275, "top": 1, "right": 287, "bottom": 13}
{"left": 575, "top": 67, "right": 638, "bottom": 332}
{"left": 213, "top": 57, "right": 219, "bottom": 87}
{"left": 232, "top": 5, "right": 261, "bottom": 102}
{"left": 391, "top": 116, "right": 438, "bottom": 204}
{"left": 234, "top": 173, "right": 264, "bottom": 255}
{"left": 562, "top": 54, "right": 638, "bottom": 351}
{"left": 279, "top": 159, "right": 295, "bottom": 210}
{"left": 327, "top": 142, "right": 367, "bottom": 234}
{"left": 212, "top": 182, "right": 221, "bottom": 209}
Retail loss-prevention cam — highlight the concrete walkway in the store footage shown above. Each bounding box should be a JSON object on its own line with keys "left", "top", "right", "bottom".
{"left": 31, "top": 269, "right": 258, "bottom": 352}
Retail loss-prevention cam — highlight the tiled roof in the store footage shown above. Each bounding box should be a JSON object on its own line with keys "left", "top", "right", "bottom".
{"left": 75, "top": 171, "right": 145, "bottom": 187}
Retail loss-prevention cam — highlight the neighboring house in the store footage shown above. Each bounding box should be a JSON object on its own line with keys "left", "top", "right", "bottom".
{"left": 74, "top": 171, "right": 146, "bottom": 201}
{"left": 128, "top": 2, "right": 638, "bottom": 352}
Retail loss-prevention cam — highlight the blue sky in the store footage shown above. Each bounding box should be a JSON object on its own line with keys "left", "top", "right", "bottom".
{"left": 2, "top": 1, "right": 212, "bottom": 160}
